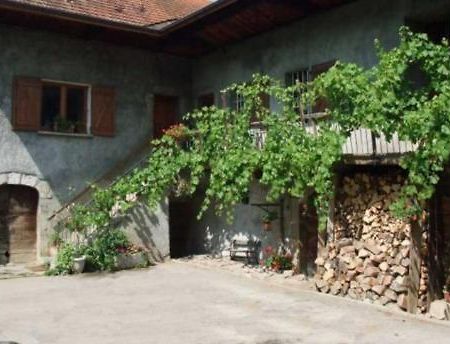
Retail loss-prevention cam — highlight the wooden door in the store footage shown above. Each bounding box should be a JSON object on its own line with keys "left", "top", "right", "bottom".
{"left": 0, "top": 185, "right": 38, "bottom": 265}
{"left": 153, "top": 95, "right": 179, "bottom": 139}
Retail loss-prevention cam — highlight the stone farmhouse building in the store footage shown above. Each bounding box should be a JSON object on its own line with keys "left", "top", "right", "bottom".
{"left": 1, "top": 0, "right": 450, "bottom": 313}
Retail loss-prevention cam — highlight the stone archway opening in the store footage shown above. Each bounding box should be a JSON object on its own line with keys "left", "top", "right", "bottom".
{"left": 0, "top": 185, "right": 39, "bottom": 265}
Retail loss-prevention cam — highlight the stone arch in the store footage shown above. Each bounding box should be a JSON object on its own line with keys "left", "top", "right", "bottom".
{"left": 0, "top": 172, "right": 52, "bottom": 199}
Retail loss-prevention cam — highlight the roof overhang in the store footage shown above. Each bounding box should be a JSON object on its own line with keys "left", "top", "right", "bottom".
{"left": 0, "top": 0, "right": 354, "bottom": 57}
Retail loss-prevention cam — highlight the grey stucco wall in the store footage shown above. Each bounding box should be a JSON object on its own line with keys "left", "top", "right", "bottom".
{"left": 185, "top": 0, "right": 449, "bottom": 256}
{"left": 0, "top": 24, "right": 192, "bottom": 260}
{"left": 0, "top": 24, "right": 192, "bottom": 203}
{"left": 191, "top": 0, "right": 409, "bottom": 101}
{"left": 118, "top": 199, "right": 170, "bottom": 261}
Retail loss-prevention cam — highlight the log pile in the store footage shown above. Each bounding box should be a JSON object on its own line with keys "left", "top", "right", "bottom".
{"left": 418, "top": 228, "right": 429, "bottom": 313}
{"left": 315, "top": 173, "right": 412, "bottom": 311}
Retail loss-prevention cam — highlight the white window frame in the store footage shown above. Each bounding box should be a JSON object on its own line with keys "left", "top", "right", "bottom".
{"left": 41, "top": 79, "right": 92, "bottom": 135}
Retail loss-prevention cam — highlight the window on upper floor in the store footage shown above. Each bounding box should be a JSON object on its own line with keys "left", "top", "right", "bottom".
{"left": 285, "top": 60, "right": 336, "bottom": 117}
{"left": 222, "top": 89, "right": 270, "bottom": 125}
{"left": 407, "top": 17, "right": 450, "bottom": 44}
{"left": 224, "top": 91, "right": 245, "bottom": 112}
{"left": 40, "top": 82, "right": 88, "bottom": 133}
{"left": 12, "top": 77, "right": 116, "bottom": 137}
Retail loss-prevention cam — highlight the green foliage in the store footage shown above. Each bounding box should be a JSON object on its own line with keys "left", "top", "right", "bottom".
{"left": 82, "top": 229, "right": 129, "bottom": 271}
{"left": 58, "top": 27, "right": 450, "bottom": 254}
{"left": 315, "top": 27, "right": 450, "bottom": 218}
{"left": 46, "top": 243, "right": 78, "bottom": 275}
{"left": 264, "top": 253, "right": 293, "bottom": 271}
{"left": 49, "top": 229, "right": 129, "bottom": 275}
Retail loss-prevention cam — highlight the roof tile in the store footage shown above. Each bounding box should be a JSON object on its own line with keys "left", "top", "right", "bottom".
{"left": 12, "top": 0, "right": 211, "bottom": 27}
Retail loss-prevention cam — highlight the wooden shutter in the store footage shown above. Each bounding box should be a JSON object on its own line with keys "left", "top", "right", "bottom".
{"left": 153, "top": 95, "right": 178, "bottom": 139}
{"left": 311, "top": 60, "right": 336, "bottom": 113}
{"left": 12, "top": 77, "right": 42, "bottom": 131}
{"left": 92, "top": 86, "right": 116, "bottom": 137}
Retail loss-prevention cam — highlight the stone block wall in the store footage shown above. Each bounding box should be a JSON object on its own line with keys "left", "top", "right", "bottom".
{"left": 315, "top": 172, "right": 415, "bottom": 312}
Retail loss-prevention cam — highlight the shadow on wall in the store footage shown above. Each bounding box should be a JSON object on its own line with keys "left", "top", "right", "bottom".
{"left": 193, "top": 203, "right": 283, "bottom": 257}
{"left": 118, "top": 199, "right": 170, "bottom": 262}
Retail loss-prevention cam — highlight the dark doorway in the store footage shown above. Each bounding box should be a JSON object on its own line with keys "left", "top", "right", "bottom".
{"left": 153, "top": 95, "right": 179, "bottom": 139}
{"left": 298, "top": 198, "right": 318, "bottom": 276}
{"left": 0, "top": 185, "right": 39, "bottom": 265}
{"left": 429, "top": 172, "right": 450, "bottom": 301}
{"left": 169, "top": 199, "right": 194, "bottom": 258}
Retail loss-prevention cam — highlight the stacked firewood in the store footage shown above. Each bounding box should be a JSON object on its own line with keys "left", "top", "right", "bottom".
{"left": 315, "top": 173, "right": 412, "bottom": 311}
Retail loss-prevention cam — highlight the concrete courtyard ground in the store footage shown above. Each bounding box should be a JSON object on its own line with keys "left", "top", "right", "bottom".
{"left": 1, "top": 261, "right": 450, "bottom": 344}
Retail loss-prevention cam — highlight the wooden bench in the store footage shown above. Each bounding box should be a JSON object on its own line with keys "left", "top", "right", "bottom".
{"left": 230, "top": 239, "right": 261, "bottom": 265}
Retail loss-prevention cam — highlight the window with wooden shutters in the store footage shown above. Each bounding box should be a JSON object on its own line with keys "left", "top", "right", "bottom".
{"left": 13, "top": 77, "right": 42, "bottom": 131}
{"left": 12, "top": 77, "right": 116, "bottom": 137}
{"left": 92, "top": 86, "right": 116, "bottom": 137}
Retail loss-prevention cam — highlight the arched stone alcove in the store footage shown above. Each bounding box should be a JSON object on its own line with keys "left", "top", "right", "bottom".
{"left": 0, "top": 172, "right": 56, "bottom": 263}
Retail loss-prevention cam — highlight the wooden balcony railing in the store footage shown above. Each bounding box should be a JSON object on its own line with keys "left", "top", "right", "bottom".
{"left": 249, "top": 114, "right": 416, "bottom": 158}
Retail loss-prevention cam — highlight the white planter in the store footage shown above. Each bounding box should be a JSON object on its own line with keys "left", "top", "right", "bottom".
{"left": 73, "top": 256, "right": 86, "bottom": 274}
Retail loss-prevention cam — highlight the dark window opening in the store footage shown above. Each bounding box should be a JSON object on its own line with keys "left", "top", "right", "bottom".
{"left": 407, "top": 16, "right": 450, "bottom": 44}
{"left": 197, "top": 93, "right": 215, "bottom": 108}
{"left": 66, "top": 87, "right": 87, "bottom": 133}
{"left": 405, "top": 62, "right": 431, "bottom": 92}
{"left": 40, "top": 82, "right": 88, "bottom": 134}
{"left": 41, "top": 85, "right": 61, "bottom": 130}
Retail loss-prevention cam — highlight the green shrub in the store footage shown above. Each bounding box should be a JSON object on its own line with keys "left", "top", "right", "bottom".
{"left": 83, "top": 229, "right": 129, "bottom": 272}
{"left": 47, "top": 229, "right": 129, "bottom": 275}
{"left": 46, "top": 243, "right": 78, "bottom": 275}
{"left": 264, "top": 254, "right": 293, "bottom": 272}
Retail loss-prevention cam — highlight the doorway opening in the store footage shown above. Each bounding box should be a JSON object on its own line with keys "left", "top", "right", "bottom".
{"left": 0, "top": 185, "right": 39, "bottom": 265}
{"left": 153, "top": 95, "right": 179, "bottom": 139}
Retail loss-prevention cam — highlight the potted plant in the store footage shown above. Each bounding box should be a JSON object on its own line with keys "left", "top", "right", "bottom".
{"left": 115, "top": 244, "right": 149, "bottom": 270}
{"left": 54, "top": 116, "right": 75, "bottom": 133}
{"left": 72, "top": 243, "right": 87, "bottom": 274}
{"left": 262, "top": 211, "right": 278, "bottom": 231}
{"left": 72, "top": 246, "right": 87, "bottom": 274}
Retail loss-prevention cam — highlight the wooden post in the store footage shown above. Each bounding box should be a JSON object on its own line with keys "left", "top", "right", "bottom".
{"left": 407, "top": 219, "right": 422, "bottom": 313}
